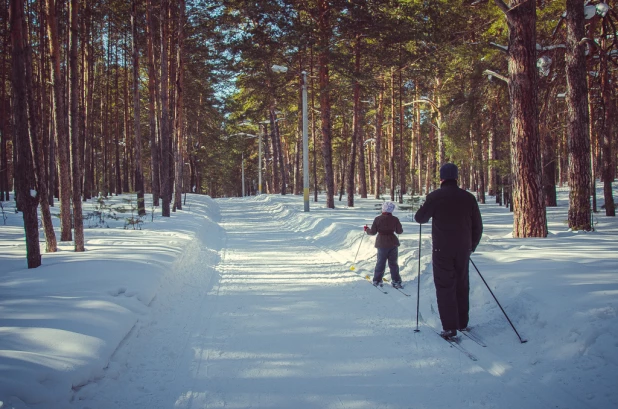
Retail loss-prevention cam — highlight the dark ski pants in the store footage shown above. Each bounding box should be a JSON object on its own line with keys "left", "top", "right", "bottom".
{"left": 432, "top": 249, "right": 470, "bottom": 331}
{"left": 373, "top": 246, "right": 402, "bottom": 283}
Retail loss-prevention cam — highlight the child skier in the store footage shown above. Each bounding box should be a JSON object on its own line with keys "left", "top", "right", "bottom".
{"left": 364, "top": 201, "right": 404, "bottom": 288}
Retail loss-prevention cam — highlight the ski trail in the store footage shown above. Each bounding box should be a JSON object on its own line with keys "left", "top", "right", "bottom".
{"left": 69, "top": 229, "right": 222, "bottom": 408}
{"left": 70, "top": 197, "right": 587, "bottom": 409}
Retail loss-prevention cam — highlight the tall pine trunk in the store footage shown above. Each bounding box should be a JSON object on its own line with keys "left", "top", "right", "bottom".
{"left": 374, "top": 76, "right": 384, "bottom": 199}
{"left": 599, "top": 29, "right": 615, "bottom": 217}
{"left": 23, "top": 3, "right": 57, "bottom": 253}
{"left": 69, "top": 0, "right": 84, "bottom": 251}
{"left": 146, "top": 0, "right": 160, "bottom": 206}
{"left": 132, "top": 0, "right": 145, "bottom": 216}
{"left": 45, "top": 0, "right": 72, "bottom": 241}
{"left": 317, "top": 0, "right": 334, "bottom": 208}
{"left": 10, "top": 0, "right": 41, "bottom": 268}
{"left": 173, "top": 0, "right": 185, "bottom": 211}
{"left": 497, "top": 0, "right": 547, "bottom": 237}
{"left": 159, "top": 0, "right": 171, "bottom": 216}
{"left": 565, "top": 0, "right": 592, "bottom": 229}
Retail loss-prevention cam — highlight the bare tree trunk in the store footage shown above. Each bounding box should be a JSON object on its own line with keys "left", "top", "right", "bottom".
{"left": 310, "top": 45, "right": 318, "bottom": 201}
{"left": 268, "top": 107, "right": 280, "bottom": 193}
{"left": 346, "top": 36, "right": 363, "bottom": 207}
{"left": 68, "top": 0, "right": 83, "bottom": 251}
{"left": 10, "top": 0, "right": 41, "bottom": 267}
{"left": 114, "top": 43, "right": 122, "bottom": 196}
{"left": 45, "top": 0, "right": 72, "bottom": 241}
{"left": 565, "top": 0, "right": 592, "bottom": 229}
{"left": 374, "top": 76, "right": 384, "bottom": 199}
{"left": 132, "top": 0, "right": 145, "bottom": 215}
{"left": 261, "top": 123, "right": 272, "bottom": 194}
{"left": 398, "top": 63, "right": 405, "bottom": 202}
{"left": 540, "top": 86, "right": 557, "bottom": 207}
{"left": 415, "top": 96, "right": 422, "bottom": 195}
{"left": 159, "top": 0, "right": 171, "bottom": 216}
{"left": 389, "top": 68, "right": 395, "bottom": 201}
{"left": 173, "top": 0, "right": 185, "bottom": 211}
{"left": 146, "top": 0, "right": 160, "bottom": 206}
{"left": 274, "top": 113, "right": 286, "bottom": 195}
{"left": 317, "top": 0, "right": 334, "bottom": 208}
{"left": 599, "top": 33, "right": 615, "bottom": 216}
{"left": 496, "top": 0, "right": 547, "bottom": 237}
{"left": 123, "top": 45, "right": 131, "bottom": 193}
{"left": 22, "top": 2, "right": 57, "bottom": 253}
{"left": 487, "top": 100, "right": 497, "bottom": 196}
{"left": 1, "top": 7, "right": 9, "bottom": 201}
{"left": 168, "top": 2, "right": 178, "bottom": 202}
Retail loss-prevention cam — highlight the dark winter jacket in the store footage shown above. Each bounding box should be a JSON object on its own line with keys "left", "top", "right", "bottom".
{"left": 367, "top": 213, "right": 403, "bottom": 248}
{"left": 414, "top": 180, "right": 483, "bottom": 254}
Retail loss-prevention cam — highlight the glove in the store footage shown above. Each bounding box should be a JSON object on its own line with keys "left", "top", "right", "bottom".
{"left": 363, "top": 225, "right": 368, "bottom": 232}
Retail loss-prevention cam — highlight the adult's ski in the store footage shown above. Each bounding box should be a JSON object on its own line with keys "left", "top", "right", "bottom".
{"left": 418, "top": 315, "right": 478, "bottom": 362}
{"left": 460, "top": 328, "right": 487, "bottom": 347}
{"left": 433, "top": 330, "right": 478, "bottom": 361}
{"left": 364, "top": 275, "right": 388, "bottom": 294}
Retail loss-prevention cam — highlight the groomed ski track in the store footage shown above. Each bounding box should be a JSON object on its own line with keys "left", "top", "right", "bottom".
{"left": 71, "top": 196, "right": 592, "bottom": 409}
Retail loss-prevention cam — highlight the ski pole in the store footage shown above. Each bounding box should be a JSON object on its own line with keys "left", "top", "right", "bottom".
{"left": 349, "top": 232, "right": 365, "bottom": 271}
{"left": 414, "top": 223, "right": 421, "bottom": 333}
{"left": 470, "top": 258, "right": 528, "bottom": 344}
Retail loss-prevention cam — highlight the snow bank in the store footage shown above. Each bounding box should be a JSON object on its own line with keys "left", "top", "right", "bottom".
{"left": 0, "top": 194, "right": 223, "bottom": 408}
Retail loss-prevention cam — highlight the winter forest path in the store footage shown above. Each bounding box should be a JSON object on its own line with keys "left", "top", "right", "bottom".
{"left": 71, "top": 197, "right": 592, "bottom": 409}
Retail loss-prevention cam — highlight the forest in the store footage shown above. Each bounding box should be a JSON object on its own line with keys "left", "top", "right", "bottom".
{"left": 1, "top": 0, "right": 616, "bottom": 268}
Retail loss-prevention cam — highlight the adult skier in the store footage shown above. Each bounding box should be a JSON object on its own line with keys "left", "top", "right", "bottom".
{"left": 364, "top": 201, "right": 404, "bottom": 288}
{"left": 414, "top": 163, "right": 483, "bottom": 339}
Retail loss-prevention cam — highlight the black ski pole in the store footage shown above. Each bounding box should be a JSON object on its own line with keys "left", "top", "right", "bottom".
{"left": 414, "top": 223, "right": 422, "bottom": 333}
{"left": 470, "top": 258, "right": 528, "bottom": 344}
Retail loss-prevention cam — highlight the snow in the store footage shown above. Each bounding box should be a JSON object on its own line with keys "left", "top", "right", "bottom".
{"left": 1, "top": 186, "right": 617, "bottom": 409}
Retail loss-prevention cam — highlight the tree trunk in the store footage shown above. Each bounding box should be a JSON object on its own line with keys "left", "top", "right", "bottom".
{"left": 310, "top": 45, "right": 318, "bottom": 201}
{"left": 10, "top": 0, "right": 41, "bottom": 268}
{"left": 599, "top": 32, "right": 615, "bottom": 217}
{"left": 487, "top": 101, "right": 497, "bottom": 196}
{"left": 317, "top": 0, "right": 334, "bottom": 208}
{"left": 159, "top": 0, "right": 171, "bottom": 216}
{"left": 389, "top": 68, "right": 395, "bottom": 201}
{"left": 146, "top": 0, "right": 160, "bottom": 206}
{"left": 132, "top": 0, "right": 145, "bottom": 215}
{"left": 69, "top": 0, "right": 84, "bottom": 251}
{"left": 0, "top": 11, "right": 8, "bottom": 202}
{"left": 173, "top": 0, "right": 185, "bottom": 211}
{"left": 261, "top": 123, "right": 272, "bottom": 194}
{"left": 346, "top": 36, "right": 363, "bottom": 207}
{"left": 565, "top": 0, "right": 592, "bottom": 229}
{"left": 123, "top": 46, "right": 131, "bottom": 193}
{"left": 268, "top": 107, "right": 280, "bottom": 193}
{"left": 22, "top": 3, "right": 57, "bottom": 253}
{"left": 374, "top": 76, "right": 384, "bottom": 199}
{"left": 540, "top": 86, "right": 557, "bottom": 207}
{"left": 398, "top": 64, "right": 405, "bottom": 202}
{"left": 45, "top": 0, "right": 72, "bottom": 241}
{"left": 114, "top": 43, "right": 122, "bottom": 196}
{"left": 498, "top": 0, "right": 547, "bottom": 237}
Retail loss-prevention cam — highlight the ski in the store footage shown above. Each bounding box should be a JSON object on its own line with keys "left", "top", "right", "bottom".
{"left": 434, "top": 330, "right": 478, "bottom": 361}
{"left": 380, "top": 277, "right": 410, "bottom": 296}
{"left": 418, "top": 315, "right": 478, "bottom": 362}
{"left": 391, "top": 285, "right": 411, "bottom": 297}
{"left": 364, "top": 275, "right": 388, "bottom": 294}
{"left": 460, "top": 328, "right": 487, "bottom": 347}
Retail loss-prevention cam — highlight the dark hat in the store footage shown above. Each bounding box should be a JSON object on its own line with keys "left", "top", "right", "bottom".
{"left": 439, "top": 163, "right": 458, "bottom": 180}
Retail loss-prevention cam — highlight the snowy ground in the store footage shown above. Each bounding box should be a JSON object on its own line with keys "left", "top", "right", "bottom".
{"left": 1, "top": 186, "right": 617, "bottom": 409}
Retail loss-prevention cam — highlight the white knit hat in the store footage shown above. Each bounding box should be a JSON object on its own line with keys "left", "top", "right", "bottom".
{"left": 382, "top": 201, "right": 396, "bottom": 213}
